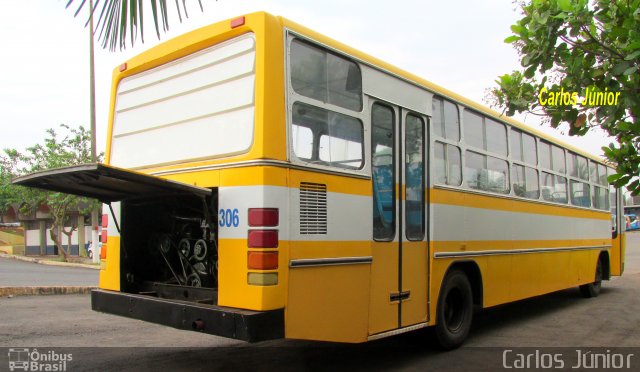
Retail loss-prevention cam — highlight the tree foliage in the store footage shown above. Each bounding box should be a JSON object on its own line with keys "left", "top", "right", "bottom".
{"left": 490, "top": 0, "right": 640, "bottom": 194}
{"left": 0, "top": 125, "right": 102, "bottom": 260}
{"left": 66, "top": 0, "right": 204, "bottom": 51}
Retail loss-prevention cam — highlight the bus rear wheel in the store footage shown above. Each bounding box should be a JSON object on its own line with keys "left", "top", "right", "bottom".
{"left": 435, "top": 269, "right": 473, "bottom": 350}
{"left": 579, "top": 258, "right": 602, "bottom": 298}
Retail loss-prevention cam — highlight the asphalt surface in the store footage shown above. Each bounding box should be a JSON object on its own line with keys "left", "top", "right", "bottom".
{"left": 0, "top": 233, "right": 638, "bottom": 371}
{"left": 0, "top": 257, "right": 98, "bottom": 286}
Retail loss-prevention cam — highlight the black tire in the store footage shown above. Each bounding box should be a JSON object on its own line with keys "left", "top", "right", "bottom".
{"left": 579, "top": 258, "right": 602, "bottom": 298}
{"left": 88, "top": 250, "right": 93, "bottom": 259}
{"left": 435, "top": 269, "right": 473, "bottom": 350}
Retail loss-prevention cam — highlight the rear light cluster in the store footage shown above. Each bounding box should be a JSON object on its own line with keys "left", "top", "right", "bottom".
{"left": 248, "top": 230, "right": 278, "bottom": 248}
{"left": 100, "top": 213, "right": 108, "bottom": 260}
{"left": 247, "top": 208, "right": 279, "bottom": 286}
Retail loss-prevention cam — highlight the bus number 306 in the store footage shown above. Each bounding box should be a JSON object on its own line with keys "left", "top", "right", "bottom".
{"left": 219, "top": 208, "right": 239, "bottom": 227}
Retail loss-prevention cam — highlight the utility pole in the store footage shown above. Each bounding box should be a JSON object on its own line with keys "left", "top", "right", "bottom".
{"left": 89, "top": 0, "right": 100, "bottom": 263}
{"left": 89, "top": 0, "right": 96, "bottom": 162}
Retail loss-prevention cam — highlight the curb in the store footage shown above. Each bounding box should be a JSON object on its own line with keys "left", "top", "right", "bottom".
{"left": 0, "top": 286, "right": 96, "bottom": 297}
{"left": 0, "top": 252, "right": 99, "bottom": 270}
{"left": 39, "top": 260, "right": 100, "bottom": 270}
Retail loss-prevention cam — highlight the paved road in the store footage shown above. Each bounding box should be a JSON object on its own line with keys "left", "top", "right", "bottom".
{"left": 0, "top": 257, "right": 98, "bottom": 286}
{"left": 0, "top": 233, "right": 638, "bottom": 371}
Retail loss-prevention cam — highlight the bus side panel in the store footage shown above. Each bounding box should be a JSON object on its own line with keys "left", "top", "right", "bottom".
{"left": 430, "top": 188, "right": 612, "bottom": 318}
{"left": 368, "top": 242, "right": 399, "bottom": 334}
{"left": 98, "top": 236, "right": 121, "bottom": 291}
{"left": 285, "top": 171, "right": 372, "bottom": 342}
{"left": 216, "top": 167, "right": 290, "bottom": 311}
{"left": 286, "top": 263, "right": 371, "bottom": 342}
{"left": 255, "top": 13, "right": 287, "bottom": 161}
{"left": 99, "top": 202, "right": 121, "bottom": 291}
{"left": 483, "top": 254, "right": 511, "bottom": 307}
{"left": 610, "top": 232, "right": 625, "bottom": 276}
{"left": 508, "top": 250, "right": 541, "bottom": 300}
{"left": 400, "top": 240, "right": 429, "bottom": 327}
{"left": 538, "top": 250, "right": 569, "bottom": 293}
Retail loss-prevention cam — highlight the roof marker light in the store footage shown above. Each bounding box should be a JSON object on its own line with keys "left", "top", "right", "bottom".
{"left": 230, "top": 16, "right": 245, "bottom": 28}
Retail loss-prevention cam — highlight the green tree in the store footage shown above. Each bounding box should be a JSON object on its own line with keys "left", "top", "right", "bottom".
{"left": 0, "top": 125, "right": 102, "bottom": 260}
{"left": 490, "top": 0, "right": 640, "bottom": 193}
{"left": 67, "top": 0, "right": 204, "bottom": 51}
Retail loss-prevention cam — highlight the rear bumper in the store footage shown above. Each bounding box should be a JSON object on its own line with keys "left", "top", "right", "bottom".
{"left": 91, "top": 289, "right": 284, "bottom": 342}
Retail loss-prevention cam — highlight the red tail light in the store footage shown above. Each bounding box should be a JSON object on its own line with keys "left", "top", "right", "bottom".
{"left": 102, "top": 214, "right": 108, "bottom": 228}
{"left": 248, "top": 208, "right": 279, "bottom": 227}
{"left": 248, "top": 252, "right": 279, "bottom": 270}
{"left": 248, "top": 230, "right": 278, "bottom": 248}
{"left": 101, "top": 229, "right": 108, "bottom": 244}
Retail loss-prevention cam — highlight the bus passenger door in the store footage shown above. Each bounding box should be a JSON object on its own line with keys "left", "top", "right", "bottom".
{"left": 369, "top": 102, "right": 429, "bottom": 335}
{"left": 610, "top": 186, "right": 625, "bottom": 275}
{"left": 369, "top": 102, "right": 400, "bottom": 335}
{"left": 400, "top": 110, "right": 428, "bottom": 327}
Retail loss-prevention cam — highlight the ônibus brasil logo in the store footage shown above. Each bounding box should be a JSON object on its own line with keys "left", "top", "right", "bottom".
{"left": 7, "top": 348, "right": 72, "bottom": 371}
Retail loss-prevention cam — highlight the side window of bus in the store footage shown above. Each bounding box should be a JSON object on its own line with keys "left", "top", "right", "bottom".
{"left": 463, "top": 110, "right": 507, "bottom": 157}
{"left": 405, "top": 114, "right": 425, "bottom": 241}
{"left": 539, "top": 141, "right": 566, "bottom": 174}
{"left": 434, "top": 142, "right": 461, "bottom": 186}
{"left": 465, "top": 151, "right": 509, "bottom": 194}
{"left": 290, "top": 39, "right": 362, "bottom": 111}
{"left": 510, "top": 128, "right": 537, "bottom": 166}
{"left": 432, "top": 97, "right": 460, "bottom": 141}
{"left": 570, "top": 180, "right": 591, "bottom": 208}
{"left": 609, "top": 172, "right": 617, "bottom": 233}
{"left": 593, "top": 186, "right": 609, "bottom": 211}
{"left": 589, "top": 159, "right": 598, "bottom": 184}
{"left": 432, "top": 96, "right": 462, "bottom": 188}
{"left": 592, "top": 163, "right": 610, "bottom": 211}
{"left": 568, "top": 153, "right": 589, "bottom": 180}
{"left": 512, "top": 164, "right": 540, "bottom": 199}
{"left": 552, "top": 145, "right": 566, "bottom": 174}
{"left": 372, "top": 103, "right": 395, "bottom": 240}
{"left": 291, "top": 102, "right": 364, "bottom": 169}
{"left": 541, "top": 172, "right": 568, "bottom": 204}
{"left": 598, "top": 164, "right": 608, "bottom": 186}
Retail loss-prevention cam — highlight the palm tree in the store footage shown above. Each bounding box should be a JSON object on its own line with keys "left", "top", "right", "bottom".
{"left": 67, "top": 0, "right": 204, "bottom": 51}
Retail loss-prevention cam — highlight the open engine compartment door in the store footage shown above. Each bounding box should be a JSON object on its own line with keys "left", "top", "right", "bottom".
{"left": 12, "top": 163, "right": 211, "bottom": 202}
{"left": 15, "top": 163, "right": 223, "bottom": 303}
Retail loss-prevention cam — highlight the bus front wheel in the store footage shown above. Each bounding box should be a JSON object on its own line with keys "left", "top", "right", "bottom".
{"left": 435, "top": 269, "right": 473, "bottom": 350}
{"left": 579, "top": 259, "right": 602, "bottom": 298}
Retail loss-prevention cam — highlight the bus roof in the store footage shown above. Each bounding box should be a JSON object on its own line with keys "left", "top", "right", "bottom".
{"left": 279, "top": 15, "right": 610, "bottom": 166}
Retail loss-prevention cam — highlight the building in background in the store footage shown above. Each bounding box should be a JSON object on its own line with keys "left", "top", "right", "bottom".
{"left": 0, "top": 204, "right": 93, "bottom": 256}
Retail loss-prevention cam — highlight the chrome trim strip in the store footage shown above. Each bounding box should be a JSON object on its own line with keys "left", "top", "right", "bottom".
{"left": 434, "top": 245, "right": 612, "bottom": 259}
{"left": 289, "top": 256, "right": 373, "bottom": 268}
{"left": 149, "top": 159, "right": 371, "bottom": 180}
{"left": 149, "top": 159, "right": 285, "bottom": 175}
{"left": 367, "top": 323, "right": 428, "bottom": 341}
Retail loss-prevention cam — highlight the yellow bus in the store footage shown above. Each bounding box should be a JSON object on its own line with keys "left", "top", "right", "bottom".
{"left": 15, "top": 12, "right": 625, "bottom": 349}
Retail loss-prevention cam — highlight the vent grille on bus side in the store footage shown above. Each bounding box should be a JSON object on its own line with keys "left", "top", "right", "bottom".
{"left": 299, "top": 182, "right": 327, "bottom": 235}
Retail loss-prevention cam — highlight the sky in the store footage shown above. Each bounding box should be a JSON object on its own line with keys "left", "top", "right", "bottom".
{"left": 0, "top": 0, "right": 613, "bottom": 158}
